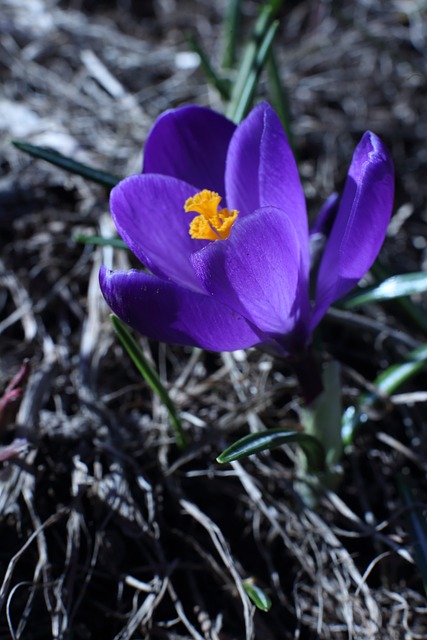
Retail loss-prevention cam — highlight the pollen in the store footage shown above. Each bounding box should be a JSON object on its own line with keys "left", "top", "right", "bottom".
{"left": 184, "top": 189, "right": 239, "bottom": 240}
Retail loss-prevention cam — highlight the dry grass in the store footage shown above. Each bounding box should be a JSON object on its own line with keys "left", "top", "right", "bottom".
{"left": 1, "top": 0, "right": 427, "bottom": 638}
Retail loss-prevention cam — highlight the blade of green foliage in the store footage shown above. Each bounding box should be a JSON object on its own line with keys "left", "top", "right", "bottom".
{"left": 242, "top": 579, "right": 272, "bottom": 612}
{"left": 217, "top": 427, "right": 325, "bottom": 472}
{"left": 221, "top": 0, "right": 242, "bottom": 69}
{"left": 371, "top": 262, "right": 427, "bottom": 336}
{"left": 229, "top": 20, "right": 279, "bottom": 124}
{"left": 344, "top": 272, "right": 427, "bottom": 309}
{"left": 267, "top": 49, "right": 293, "bottom": 145}
{"left": 12, "top": 141, "right": 120, "bottom": 188}
{"left": 110, "top": 315, "right": 186, "bottom": 450}
{"left": 342, "top": 342, "right": 427, "bottom": 446}
{"left": 226, "top": 1, "right": 282, "bottom": 123}
{"left": 74, "top": 234, "right": 128, "bottom": 249}
{"left": 398, "top": 476, "right": 427, "bottom": 596}
{"left": 187, "top": 34, "right": 231, "bottom": 100}
{"left": 375, "top": 344, "right": 427, "bottom": 394}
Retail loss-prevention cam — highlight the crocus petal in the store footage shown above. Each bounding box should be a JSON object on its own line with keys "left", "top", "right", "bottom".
{"left": 111, "top": 174, "right": 209, "bottom": 292}
{"left": 99, "top": 267, "right": 264, "bottom": 351}
{"left": 312, "top": 131, "right": 394, "bottom": 328}
{"left": 309, "top": 193, "right": 339, "bottom": 272}
{"left": 143, "top": 105, "right": 236, "bottom": 196}
{"left": 310, "top": 192, "right": 339, "bottom": 237}
{"left": 192, "top": 207, "right": 308, "bottom": 343}
{"left": 225, "top": 103, "right": 309, "bottom": 269}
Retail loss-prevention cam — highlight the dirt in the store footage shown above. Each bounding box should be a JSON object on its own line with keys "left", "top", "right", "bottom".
{"left": 1, "top": 1, "right": 427, "bottom": 638}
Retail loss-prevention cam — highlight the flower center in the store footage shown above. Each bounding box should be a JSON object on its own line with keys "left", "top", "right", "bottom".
{"left": 184, "top": 189, "right": 239, "bottom": 241}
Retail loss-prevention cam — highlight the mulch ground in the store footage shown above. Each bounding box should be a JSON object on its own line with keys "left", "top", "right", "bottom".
{"left": 1, "top": 1, "right": 427, "bottom": 638}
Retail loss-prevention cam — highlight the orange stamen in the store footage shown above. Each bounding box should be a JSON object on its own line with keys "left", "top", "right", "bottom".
{"left": 184, "top": 189, "right": 239, "bottom": 240}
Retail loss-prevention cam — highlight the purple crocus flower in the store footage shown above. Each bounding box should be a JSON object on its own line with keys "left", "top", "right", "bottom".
{"left": 99, "top": 102, "right": 394, "bottom": 358}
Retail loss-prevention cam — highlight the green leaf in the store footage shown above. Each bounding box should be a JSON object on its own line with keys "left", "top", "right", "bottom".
{"left": 73, "top": 234, "right": 128, "bottom": 250}
{"left": 221, "top": 0, "right": 243, "bottom": 69}
{"left": 242, "top": 579, "right": 272, "bottom": 612}
{"left": 12, "top": 141, "right": 120, "bottom": 188}
{"left": 371, "top": 262, "right": 427, "bottom": 336}
{"left": 342, "top": 342, "right": 427, "bottom": 446}
{"left": 398, "top": 476, "right": 427, "bottom": 596}
{"left": 110, "top": 315, "right": 186, "bottom": 450}
{"left": 375, "top": 344, "right": 427, "bottom": 394}
{"left": 187, "top": 34, "right": 231, "bottom": 100}
{"left": 343, "top": 272, "right": 427, "bottom": 309}
{"left": 217, "top": 427, "right": 325, "bottom": 472}
{"left": 226, "top": 3, "right": 281, "bottom": 123}
{"left": 267, "top": 49, "right": 293, "bottom": 145}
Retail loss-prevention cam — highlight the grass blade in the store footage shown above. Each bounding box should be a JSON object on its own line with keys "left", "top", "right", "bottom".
{"left": 217, "top": 427, "right": 325, "bottom": 472}
{"left": 342, "top": 342, "right": 427, "bottom": 446}
{"left": 398, "top": 476, "right": 427, "bottom": 595}
{"left": 343, "top": 272, "right": 427, "bottom": 309}
{"left": 221, "top": 0, "right": 243, "bottom": 69}
{"left": 242, "top": 578, "right": 272, "bottom": 612}
{"left": 110, "top": 315, "right": 186, "bottom": 450}
{"left": 375, "top": 344, "right": 427, "bottom": 394}
{"left": 74, "top": 234, "right": 128, "bottom": 249}
{"left": 187, "top": 34, "right": 231, "bottom": 100}
{"left": 267, "top": 48, "right": 293, "bottom": 145}
{"left": 12, "top": 140, "right": 120, "bottom": 188}
{"left": 371, "top": 262, "right": 427, "bottom": 336}
{"left": 226, "top": 2, "right": 282, "bottom": 123}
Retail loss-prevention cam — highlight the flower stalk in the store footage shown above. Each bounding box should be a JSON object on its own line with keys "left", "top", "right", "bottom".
{"left": 290, "top": 349, "right": 324, "bottom": 406}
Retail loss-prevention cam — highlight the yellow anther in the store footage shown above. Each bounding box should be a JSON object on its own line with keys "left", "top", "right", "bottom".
{"left": 184, "top": 189, "right": 239, "bottom": 241}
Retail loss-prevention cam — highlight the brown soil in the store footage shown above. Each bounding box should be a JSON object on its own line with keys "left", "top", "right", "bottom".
{"left": 1, "top": 1, "right": 427, "bottom": 638}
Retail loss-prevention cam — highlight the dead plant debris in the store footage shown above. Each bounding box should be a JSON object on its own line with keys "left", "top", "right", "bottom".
{"left": 1, "top": 1, "right": 427, "bottom": 638}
